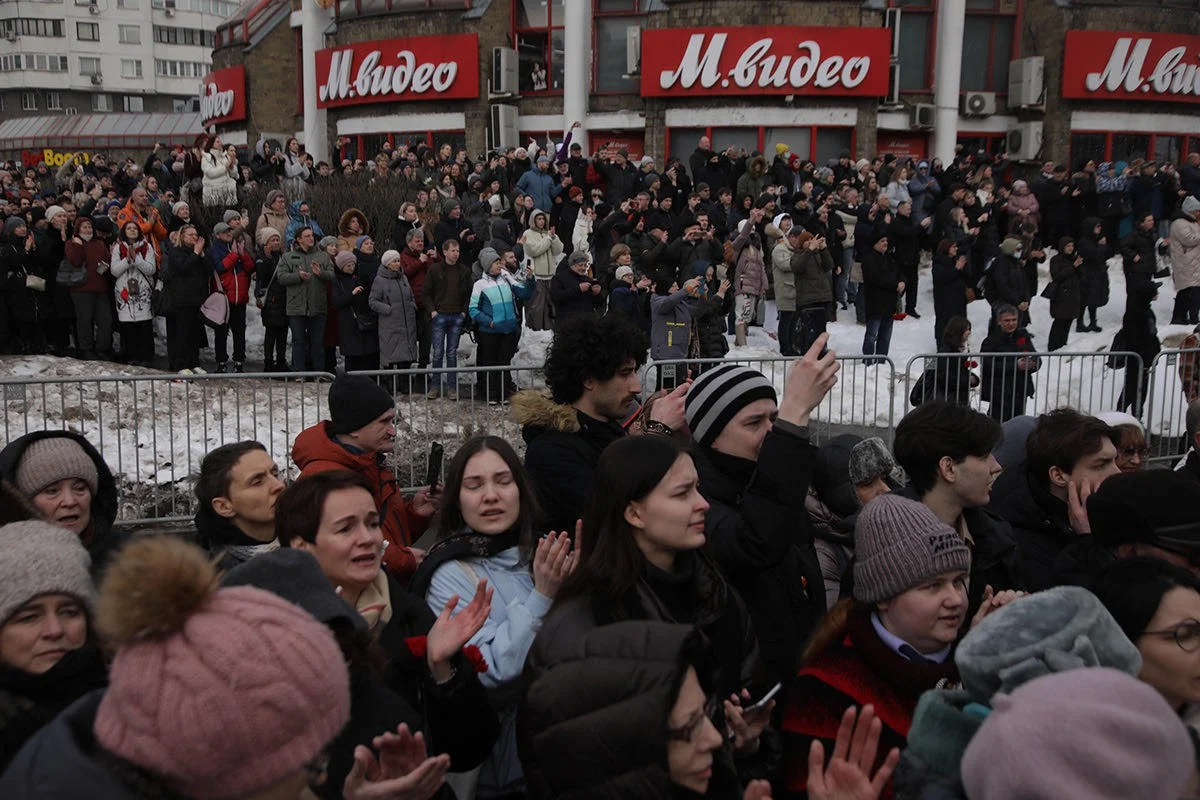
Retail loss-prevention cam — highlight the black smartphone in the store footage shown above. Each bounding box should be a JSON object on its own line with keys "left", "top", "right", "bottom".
{"left": 425, "top": 442, "right": 444, "bottom": 488}
{"left": 792, "top": 309, "right": 829, "bottom": 358}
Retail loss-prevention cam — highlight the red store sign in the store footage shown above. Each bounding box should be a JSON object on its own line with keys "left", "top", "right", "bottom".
{"left": 1063, "top": 30, "right": 1200, "bottom": 105}
{"left": 315, "top": 33, "right": 480, "bottom": 109}
{"left": 640, "top": 26, "right": 890, "bottom": 98}
{"left": 199, "top": 66, "right": 247, "bottom": 126}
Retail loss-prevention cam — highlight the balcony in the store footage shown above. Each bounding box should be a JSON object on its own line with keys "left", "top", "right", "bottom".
{"left": 333, "top": 0, "right": 472, "bottom": 22}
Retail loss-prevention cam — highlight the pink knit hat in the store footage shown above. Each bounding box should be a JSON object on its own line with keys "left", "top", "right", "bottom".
{"left": 93, "top": 537, "right": 350, "bottom": 799}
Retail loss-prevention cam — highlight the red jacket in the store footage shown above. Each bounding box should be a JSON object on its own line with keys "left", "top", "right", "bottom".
{"left": 780, "top": 609, "right": 958, "bottom": 798}
{"left": 291, "top": 421, "right": 429, "bottom": 580}
{"left": 64, "top": 236, "right": 110, "bottom": 294}
{"left": 399, "top": 247, "right": 430, "bottom": 307}
{"left": 210, "top": 243, "right": 254, "bottom": 305}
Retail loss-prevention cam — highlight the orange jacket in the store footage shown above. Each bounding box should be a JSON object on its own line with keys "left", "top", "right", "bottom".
{"left": 291, "top": 421, "right": 429, "bottom": 580}
{"left": 115, "top": 201, "right": 169, "bottom": 262}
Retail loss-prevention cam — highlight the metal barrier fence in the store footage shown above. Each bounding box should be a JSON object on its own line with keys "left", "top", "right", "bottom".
{"left": 0, "top": 371, "right": 335, "bottom": 525}
{"left": 902, "top": 350, "right": 1146, "bottom": 421}
{"left": 5, "top": 349, "right": 1195, "bottom": 525}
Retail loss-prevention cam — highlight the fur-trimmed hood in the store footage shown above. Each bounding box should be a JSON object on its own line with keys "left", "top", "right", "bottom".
{"left": 510, "top": 390, "right": 580, "bottom": 434}
{"left": 338, "top": 208, "right": 369, "bottom": 238}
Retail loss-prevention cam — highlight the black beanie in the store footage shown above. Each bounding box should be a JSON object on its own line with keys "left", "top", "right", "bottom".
{"left": 328, "top": 374, "right": 394, "bottom": 435}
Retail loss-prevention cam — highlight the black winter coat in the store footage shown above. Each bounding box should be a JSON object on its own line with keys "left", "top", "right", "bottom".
{"left": 254, "top": 248, "right": 287, "bottom": 327}
{"left": 0, "top": 643, "right": 108, "bottom": 774}
{"left": 1, "top": 241, "right": 50, "bottom": 324}
{"left": 514, "top": 393, "right": 626, "bottom": 534}
{"left": 931, "top": 253, "right": 968, "bottom": 322}
{"left": 164, "top": 246, "right": 209, "bottom": 309}
{"left": 331, "top": 269, "right": 379, "bottom": 358}
{"left": 548, "top": 262, "right": 603, "bottom": 322}
{"left": 861, "top": 247, "right": 900, "bottom": 319}
{"left": 1120, "top": 227, "right": 1158, "bottom": 296}
{"left": 0, "top": 431, "right": 124, "bottom": 582}
{"left": 1048, "top": 251, "right": 1082, "bottom": 320}
{"left": 888, "top": 214, "right": 921, "bottom": 271}
{"left": 695, "top": 424, "right": 826, "bottom": 686}
{"left": 988, "top": 253, "right": 1029, "bottom": 307}
{"left": 1077, "top": 219, "right": 1110, "bottom": 308}
{"left": 987, "top": 467, "right": 1075, "bottom": 592}
{"left": 692, "top": 286, "right": 732, "bottom": 360}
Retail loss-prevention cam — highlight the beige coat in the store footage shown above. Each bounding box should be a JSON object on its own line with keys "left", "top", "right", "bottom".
{"left": 1170, "top": 215, "right": 1200, "bottom": 292}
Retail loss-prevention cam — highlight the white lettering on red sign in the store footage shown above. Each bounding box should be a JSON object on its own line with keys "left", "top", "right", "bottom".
{"left": 658, "top": 33, "right": 871, "bottom": 92}
{"left": 318, "top": 47, "right": 458, "bottom": 104}
{"left": 200, "top": 81, "right": 235, "bottom": 123}
{"left": 1084, "top": 37, "right": 1200, "bottom": 98}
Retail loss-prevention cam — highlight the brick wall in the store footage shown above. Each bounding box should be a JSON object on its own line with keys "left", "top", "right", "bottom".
{"left": 213, "top": 15, "right": 299, "bottom": 145}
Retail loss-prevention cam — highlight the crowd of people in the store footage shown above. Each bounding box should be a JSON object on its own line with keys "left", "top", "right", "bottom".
{"left": 1, "top": 301, "right": 1200, "bottom": 798}
{"left": 3, "top": 132, "right": 1198, "bottom": 405}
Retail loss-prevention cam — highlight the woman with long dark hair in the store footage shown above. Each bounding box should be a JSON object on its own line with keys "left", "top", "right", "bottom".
{"left": 520, "top": 435, "right": 774, "bottom": 799}
{"left": 109, "top": 219, "right": 156, "bottom": 366}
{"left": 413, "top": 435, "right": 574, "bottom": 799}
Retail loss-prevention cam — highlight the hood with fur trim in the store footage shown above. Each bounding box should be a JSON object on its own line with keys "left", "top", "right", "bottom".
{"left": 510, "top": 390, "right": 580, "bottom": 434}
{"left": 338, "top": 208, "right": 369, "bottom": 239}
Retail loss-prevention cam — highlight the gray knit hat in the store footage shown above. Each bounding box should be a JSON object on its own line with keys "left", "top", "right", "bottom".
{"left": 853, "top": 494, "right": 971, "bottom": 604}
{"left": 318, "top": 235, "right": 339, "bottom": 251}
{"left": 847, "top": 437, "right": 897, "bottom": 485}
{"left": 14, "top": 437, "right": 99, "bottom": 498}
{"left": 0, "top": 520, "right": 96, "bottom": 625}
{"left": 685, "top": 365, "right": 777, "bottom": 448}
{"left": 955, "top": 586, "right": 1141, "bottom": 701}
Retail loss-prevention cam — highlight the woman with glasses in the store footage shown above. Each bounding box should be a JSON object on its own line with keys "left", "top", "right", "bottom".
{"left": 518, "top": 435, "right": 776, "bottom": 798}
{"left": 1097, "top": 411, "right": 1149, "bottom": 472}
{"left": 1092, "top": 557, "right": 1200, "bottom": 736}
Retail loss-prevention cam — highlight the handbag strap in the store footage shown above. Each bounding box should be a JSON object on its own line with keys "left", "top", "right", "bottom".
{"left": 211, "top": 267, "right": 227, "bottom": 295}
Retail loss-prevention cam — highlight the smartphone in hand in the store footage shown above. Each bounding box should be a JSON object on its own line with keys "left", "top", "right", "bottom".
{"left": 425, "top": 442, "right": 444, "bottom": 488}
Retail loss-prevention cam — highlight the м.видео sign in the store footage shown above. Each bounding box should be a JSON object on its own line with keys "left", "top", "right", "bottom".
{"left": 315, "top": 33, "right": 480, "bottom": 109}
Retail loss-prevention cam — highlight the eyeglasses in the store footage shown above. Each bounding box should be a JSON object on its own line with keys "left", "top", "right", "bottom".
{"left": 1143, "top": 620, "right": 1200, "bottom": 652}
{"left": 303, "top": 750, "right": 330, "bottom": 782}
{"left": 666, "top": 696, "right": 721, "bottom": 743}
{"left": 1120, "top": 447, "right": 1149, "bottom": 460}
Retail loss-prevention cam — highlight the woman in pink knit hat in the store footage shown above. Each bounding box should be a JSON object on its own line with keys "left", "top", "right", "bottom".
{"left": 0, "top": 535, "right": 443, "bottom": 799}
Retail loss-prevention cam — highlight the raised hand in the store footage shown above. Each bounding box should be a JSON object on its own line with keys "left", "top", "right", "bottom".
{"left": 648, "top": 379, "right": 690, "bottom": 430}
{"left": 779, "top": 333, "right": 839, "bottom": 427}
{"left": 724, "top": 689, "right": 773, "bottom": 756}
{"left": 807, "top": 705, "right": 900, "bottom": 800}
{"left": 532, "top": 531, "right": 575, "bottom": 599}
{"left": 426, "top": 579, "right": 493, "bottom": 674}
{"left": 343, "top": 724, "right": 450, "bottom": 800}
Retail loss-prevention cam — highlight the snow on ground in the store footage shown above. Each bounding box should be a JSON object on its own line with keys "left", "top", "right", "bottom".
{"left": 1, "top": 251, "right": 1194, "bottom": 521}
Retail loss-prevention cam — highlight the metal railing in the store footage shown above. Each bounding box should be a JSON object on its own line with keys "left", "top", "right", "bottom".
{"left": 4, "top": 350, "right": 1194, "bottom": 525}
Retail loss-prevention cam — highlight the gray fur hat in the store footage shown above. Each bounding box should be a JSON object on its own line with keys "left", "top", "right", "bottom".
{"left": 955, "top": 586, "right": 1142, "bottom": 701}
{"left": 847, "top": 437, "right": 898, "bottom": 485}
{"left": 0, "top": 521, "right": 96, "bottom": 625}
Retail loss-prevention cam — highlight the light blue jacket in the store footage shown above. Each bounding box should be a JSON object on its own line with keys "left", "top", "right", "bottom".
{"left": 469, "top": 271, "right": 533, "bottom": 334}
{"left": 425, "top": 545, "right": 550, "bottom": 793}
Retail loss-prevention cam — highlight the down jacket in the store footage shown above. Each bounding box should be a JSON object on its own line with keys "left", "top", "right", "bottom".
{"left": 1170, "top": 211, "right": 1200, "bottom": 292}
{"left": 369, "top": 265, "right": 419, "bottom": 365}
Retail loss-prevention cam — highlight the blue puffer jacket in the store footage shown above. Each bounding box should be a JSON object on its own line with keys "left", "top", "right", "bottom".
{"left": 469, "top": 270, "right": 533, "bottom": 334}
{"left": 283, "top": 199, "right": 325, "bottom": 248}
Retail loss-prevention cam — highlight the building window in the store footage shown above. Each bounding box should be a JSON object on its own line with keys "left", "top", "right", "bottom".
{"left": 21, "top": 92, "right": 38, "bottom": 111}
{"left": 666, "top": 125, "right": 855, "bottom": 164}
{"left": 92, "top": 93, "right": 112, "bottom": 112}
{"left": 117, "top": 0, "right": 139, "bottom": 8}
{"left": 1, "top": 18, "right": 66, "bottom": 37}
{"left": 152, "top": 0, "right": 244, "bottom": 14}
{"left": 79, "top": 57, "right": 101, "bottom": 75}
{"left": 76, "top": 21, "right": 99, "bottom": 41}
{"left": 46, "top": 91, "right": 63, "bottom": 110}
{"left": 121, "top": 58, "right": 143, "bottom": 78}
{"left": 1070, "top": 131, "right": 1200, "bottom": 165}
{"left": 118, "top": 24, "right": 141, "bottom": 44}
{"left": 514, "top": 0, "right": 563, "bottom": 93}
{"left": 153, "top": 25, "right": 214, "bottom": 47}
{"left": 593, "top": 0, "right": 661, "bottom": 93}
{"left": 891, "top": 0, "right": 1017, "bottom": 93}
{"left": 154, "top": 59, "right": 209, "bottom": 77}
{"left": 123, "top": 95, "right": 144, "bottom": 112}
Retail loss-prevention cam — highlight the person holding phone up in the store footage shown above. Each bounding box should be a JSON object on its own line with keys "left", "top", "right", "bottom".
{"left": 789, "top": 230, "right": 836, "bottom": 357}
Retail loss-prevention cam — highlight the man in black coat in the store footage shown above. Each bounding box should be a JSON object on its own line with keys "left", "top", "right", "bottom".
{"left": 861, "top": 232, "right": 903, "bottom": 362}
{"left": 888, "top": 200, "right": 926, "bottom": 317}
{"left": 1120, "top": 212, "right": 1159, "bottom": 298}
{"left": 684, "top": 346, "right": 837, "bottom": 686}
{"left": 987, "top": 237, "right": 1031, "bottom": 329}
{"left": 987, "top": 408, "right": 1121, "bottom": 591}
{"left": 893, "top": 402, "right": 1024, "bottom": 620}
{"left": 980, "top": 304, "right": 1038, "bottom": 422}
{"left": 512, "top": 314, "right": 688, "bottom": 534}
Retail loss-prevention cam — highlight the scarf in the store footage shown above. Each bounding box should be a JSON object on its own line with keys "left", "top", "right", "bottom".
{"left": 426, "top": 526, "right": 521, "bottom": 561}
{"left": 355, "top": 570, "right": 394, "bottom": 632}
{"left": 220, "top": 538, "right": 280, "bottom": 567}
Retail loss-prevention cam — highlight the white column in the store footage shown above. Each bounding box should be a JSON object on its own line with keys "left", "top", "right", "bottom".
{"left": 931, "top": 0, "right": 965, "bottom": 164}
{"left": 562, "top": 0, "right": 591, "bottom": 154}
{"left": 301, "top": 0, "right": 329, "bottom": 164}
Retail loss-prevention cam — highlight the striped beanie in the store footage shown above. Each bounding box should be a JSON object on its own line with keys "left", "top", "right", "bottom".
{"left": 684, "top": 365, "right": 777, "bottom": 448}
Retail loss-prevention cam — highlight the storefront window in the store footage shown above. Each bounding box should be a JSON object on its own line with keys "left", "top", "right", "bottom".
{"left": 711, "top": 127, "right": 759, "bottom": 157}
{"left": 1155, "top": 136, "right": 1185, "bottom": 165}
{"left": 764, "top": 128, "right": 813, "bottom": 163}
{"left": 1070, "top": 133, "right": 1107, "bottom": 166}
{"left": 668, "top": 128, "right": 706, "bottom": 161}
{"left": 815, "top": 129, "right": 853, "bottom": 165}
{"left": 891, "top": 0, "right": 1017, "bottom": 93}
{"left": 668, "top": 126, "right": 853, "bottom": 164}
{"left": 593, "top": 0, "right": 658, "bottom": 94}
{"left": 516, "top": 0, "right": 563, "bottom": 93}
{"left": 1112, "top": 134, "right": 1151, "bottom": 164}
{"left": 957, "top": 134, "right": 1006, "bottom": 157}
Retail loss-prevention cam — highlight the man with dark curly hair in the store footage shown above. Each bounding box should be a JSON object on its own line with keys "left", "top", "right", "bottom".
{"left": 511, "top": 314, "right": 689, "bottom": 533}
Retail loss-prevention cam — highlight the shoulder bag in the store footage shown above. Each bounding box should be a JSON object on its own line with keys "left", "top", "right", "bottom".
{"left": 200, "top": 269, "right": 230, "bottom": 328}
{"left": 56, "top": 257, "right": 87, "bottom": 288}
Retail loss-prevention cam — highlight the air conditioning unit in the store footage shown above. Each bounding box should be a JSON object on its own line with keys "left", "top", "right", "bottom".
{"left": 910, "top": 102, "right": 935, "bottom": 129}
{"left": 490, "top": 47, "right": 518, "bottom": 96}
{"left": 1008, "top": 56, "right": 1045, "bottom": 108}
{"left": 884, "top": 7, "right": 902, "bottom": 106}
{"left": 165, "top": 6, "right": 174, "bottom": 15}
{"left": 489, "top": 103, "right": 518, "bottom": 151}
{"left": 64, "top": 106, "right": 78, "bottom": 116}
{"left": 1006, "top": 121, "right": 1043, "bottom": 161}
{"left": 88, "top": 2, "right": 100, "bottom": 14}
{"left": 5, "top": 32, "right": 17, "bottom": 43}
{"left": 625, "top": 26, "right": 640, "bottom": 75}
{"left": 90, "top": 73, "right": 103, "bottom": 85}
{"left": 960, "top": 91, "right": 996, "bottom": 117}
